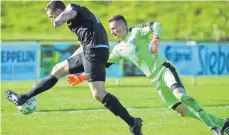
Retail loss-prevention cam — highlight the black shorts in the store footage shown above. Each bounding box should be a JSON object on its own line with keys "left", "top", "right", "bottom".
{"left": 67, "top": 47, "right": 109, "bottom": 82}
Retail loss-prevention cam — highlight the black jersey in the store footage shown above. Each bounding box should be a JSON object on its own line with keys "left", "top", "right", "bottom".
{"left": 66, "top": 4, "right": 109, "bottom": 49}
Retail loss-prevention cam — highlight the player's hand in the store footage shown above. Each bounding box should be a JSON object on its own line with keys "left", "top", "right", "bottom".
{"left": 53, "top": 20, "right": 64, "bottom": 28}
{"left": 149, "top": 35, "right": 159, "bottom": 54}
{"left": 66, "top": 74, "right": 87, "bottom": 86}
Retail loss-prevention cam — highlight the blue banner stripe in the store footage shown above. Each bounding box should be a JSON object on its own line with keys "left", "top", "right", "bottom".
{"left": 1, "top": 44, "right": 39, "bottom": 81}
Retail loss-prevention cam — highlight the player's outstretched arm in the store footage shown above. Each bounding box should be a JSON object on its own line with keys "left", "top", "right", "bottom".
{"left": 149, "top": 22, "right": 161, "bottom": 54}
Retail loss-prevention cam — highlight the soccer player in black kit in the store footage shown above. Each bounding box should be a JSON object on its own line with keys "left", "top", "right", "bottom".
{"left": 5, "top": 1, "right": 143, "bottom": 135}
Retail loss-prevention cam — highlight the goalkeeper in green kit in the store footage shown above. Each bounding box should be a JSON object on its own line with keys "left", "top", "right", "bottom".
{"left": 66, "top": 15, "right": 229, "bottom": 135}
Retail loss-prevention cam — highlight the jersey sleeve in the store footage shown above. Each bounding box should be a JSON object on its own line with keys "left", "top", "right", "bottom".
{"left": 152, "top": 22, "right": 162, "bottom": 38}
{"left": 65, "top": 4, "right": 79, "bottom": 13}
{"left": 66, "top": 4, "right": 91, "bottom": 17}
{"left": 107, "top": 45, "right": 122, "bottom": 64}
{"left": 132, "top": 22, "right": 162, "bottom": 38}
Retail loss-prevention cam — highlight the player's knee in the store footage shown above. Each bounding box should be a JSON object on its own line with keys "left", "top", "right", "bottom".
{"left": 174, "top": 104, "right": 187, "bottom": 117}
{"left": 89, "top": 82, "right": 106, "bottom": 101}
{"left": 177, "top": 110, "right": 186, "bottom": 117}
{"left": 52, "top": 64, "right": 60, "bottom": 72}
{"left": 92, "top": 90, "right": 104, "bottom": 101}
{"left": 51, "top": 62, "right": 69, "bottom": 78}
{"left": 51, "top": 64, "right": 63, "bottom": 76}
{"left": 172, "top": 87, "right": 186, "bottom": 99}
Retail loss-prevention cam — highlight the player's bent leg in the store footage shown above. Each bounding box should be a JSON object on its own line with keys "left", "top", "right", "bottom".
{"left": 155, "top": 84, "right": 199, "bottom": 120}
{"left": 155, "top": 84, "right": 197, "bottom": 120}
{"left": 162, "top": 67, "right": 223, "bottom": 133}
{"left": 173, "top": 87, "right": 216, "bottom": 128}
{"left": 21, "top": 60, "right": 70, "bottom": 98}
{"left": 154, "top": 84, "right": 198, "bottom": 119}
{"left": 88, "top": 81, "right": 143, "bottom": 135}
{"left": 172, "top": 86, "right": 226, "bottom": 130}
{"left": 173, "top": 103, "right": 224, "bottom": 134}
{"left": 5, "top": 60, "right": 70, "bottom": 106}
{"left": 173, "top": 88, "right": 224, "bottom": 135}
{"left": 173, "top": 100, "right": 225, "bottom": 128}
{"left": 88, "top": 80, "right": 136, "bottom": 125}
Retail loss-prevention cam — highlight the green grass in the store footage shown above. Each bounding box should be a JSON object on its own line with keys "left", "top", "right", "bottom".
{"left": 1, "top": 76, "right": 229, "bottom": 135}
{"left": 2, "top": 1, "right": 229, "bottom": 41}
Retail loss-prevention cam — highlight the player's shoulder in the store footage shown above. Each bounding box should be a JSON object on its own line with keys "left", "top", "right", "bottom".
{"left": 66, "top": 3, "right": 77, "bottom": 8}
{"left": 113, "top": 40, "right": 122, "bottom": 47}
{"left": 66, "top": 3, "right": 79, "bottom": 11}
{"left": 112, "top": 40, "right": 123, "bottom": 51}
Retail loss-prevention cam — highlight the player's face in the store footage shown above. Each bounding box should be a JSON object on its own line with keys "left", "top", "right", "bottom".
{"left": 46, "top": 9, "right": 62, "bottom": 22}
{"left": 109, "top": 21, "right": 126, "bottom": 39}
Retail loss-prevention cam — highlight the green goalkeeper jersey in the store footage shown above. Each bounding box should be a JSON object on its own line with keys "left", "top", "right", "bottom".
{"left": 108, "top": 22, "right": 167, "bottom": 82}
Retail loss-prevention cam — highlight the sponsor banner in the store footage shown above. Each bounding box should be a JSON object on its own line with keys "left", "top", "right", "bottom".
{"left": 1, "top": 43, "right": 40, "bottom": 80}
{"left": 124, "top": 43, "right": 229, "bottom": 76}
{"left": 2, "top": 42, "right": 228, "bottom": 81}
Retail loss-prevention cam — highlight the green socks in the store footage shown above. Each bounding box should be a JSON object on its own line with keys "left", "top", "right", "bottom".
{"left": 207, "top": 113, "right": 225, "bottom": 128}
{"left": 184, "top": 108, "right": 225, "bottom": 128}
{"left": 180, "top": 94, "right": 215, "bottom": 128}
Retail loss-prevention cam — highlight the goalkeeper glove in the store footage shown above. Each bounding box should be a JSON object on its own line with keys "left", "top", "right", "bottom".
{"left": 149, "top": 35, "right": 159, "bottom": 54}
{"left": 66, "top": 74, "right": 87, "bottom": 86}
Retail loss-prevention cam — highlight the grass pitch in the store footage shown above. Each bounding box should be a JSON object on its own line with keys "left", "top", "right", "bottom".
{"left": 1, "top": 76, "right": 229, "bottom": 135}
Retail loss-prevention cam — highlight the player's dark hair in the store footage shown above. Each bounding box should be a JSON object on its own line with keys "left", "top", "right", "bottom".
{"left": 109, "top": 15, "right": 127, "bottom": 26}
{"left": 45, "top": 0, "right": 66, "bottom": 12}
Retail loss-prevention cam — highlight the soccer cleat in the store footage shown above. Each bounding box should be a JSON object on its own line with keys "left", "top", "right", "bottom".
{"left": 130, "top": 118, "right": 143, "bottom": 135}
{"left": 222, "top": 118, "right": 229, "bottom": 135}
{"left": 5, "top": 90, "right": 27, "bottom": 106}
{"left": 211, "top": 126, "right": 223, "bottom": 135}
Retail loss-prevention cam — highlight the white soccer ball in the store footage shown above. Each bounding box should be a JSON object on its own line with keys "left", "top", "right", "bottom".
{"left": 17, "top": 97, "right": 36, "bottom": 115}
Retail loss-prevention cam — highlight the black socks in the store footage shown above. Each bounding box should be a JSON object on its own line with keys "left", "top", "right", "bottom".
{"left": 102, "top": 93, "right": 134, "bottom": 127}
{"left": 21, "top": 75, "right": 58, "bottom": 100}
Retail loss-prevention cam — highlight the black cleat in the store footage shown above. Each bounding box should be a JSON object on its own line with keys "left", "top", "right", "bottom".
{"left": 211, "top": 126, "right": 223, "bottom": 135}
{"left": 222, "top": 118, "right": 229, "bottom": 135}
{"left": 5, "top": 90, "right": 27, "bottom": 106}
{"left": 130, "top": 118, "right": 143, "bottom": 135}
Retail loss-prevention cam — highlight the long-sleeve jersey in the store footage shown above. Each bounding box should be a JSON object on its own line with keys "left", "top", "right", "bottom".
{"left": 108, "top": 22, "right": 167, "bottom": 81}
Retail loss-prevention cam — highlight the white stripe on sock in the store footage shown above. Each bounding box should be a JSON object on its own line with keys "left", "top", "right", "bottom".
{"left": 225, "top": 127, "right": 229, "bottom": 133}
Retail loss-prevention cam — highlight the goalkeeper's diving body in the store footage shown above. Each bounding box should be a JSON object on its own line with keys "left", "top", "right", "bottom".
{"left": 67, "top": 15, "right": 229, "bottom": 135}
{"left": 5, "top": 2, "right": 143, "bottom": 135}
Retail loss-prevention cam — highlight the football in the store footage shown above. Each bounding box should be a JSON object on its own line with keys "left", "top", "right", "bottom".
{"left": 17, "top": 97, "right": 36, "bottom": 115}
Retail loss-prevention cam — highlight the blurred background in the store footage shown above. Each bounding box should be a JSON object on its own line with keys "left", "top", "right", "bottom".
{"left": 1, "top": 1, "right": 229, "bottom": 135}
{"left": 1, "top": 1, "right": 229, "bottom": 41}
{"left": 1, "top": 1, "right": 229, "bottom": 78}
